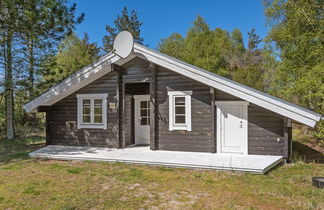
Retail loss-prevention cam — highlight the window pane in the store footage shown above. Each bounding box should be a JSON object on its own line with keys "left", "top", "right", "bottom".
{"left": 141, "top": 109, "right": 148, "bottom": 117}
{"left": 141, "top": 117, "right": 150, "bottom": 125}
{"left": 140, "top": 101, "right": 149, "bottom": 108}
{"left": 83, "top": 115, "right": 90, "bottom": 123}
{"left": 83, "top": 100, "right": 90, "bottom": 115}
{"left": 175, "top": 106, "right": 185, "bottom": 115}
{"left": 175, "top": 116, "right": 185, "bottom": 124}
{"left": 175, "top": 97, "right": 185, "bottom": 105}
{"left": 94, "top": 107, "right": 102, "bottom": 115}
{"left": 94, "top": 99, "right": 102, "bottom": 106}
{"left": 83, "top": 99, "right": 90, "bottom": 105}
{"left": 94, "top": 115, "right": 102, "bottom": 123}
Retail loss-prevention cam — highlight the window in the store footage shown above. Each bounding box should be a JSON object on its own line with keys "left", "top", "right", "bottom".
{"left": 77, "top": 94, "right": 108, "bottom": 129}
{"left": 140, "top": 100, "right": 150, "bottom": 125}
{"left": 168, "top": 91, "right": 192, "bottom": 131}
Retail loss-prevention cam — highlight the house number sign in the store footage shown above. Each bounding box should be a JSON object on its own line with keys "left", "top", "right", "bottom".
{"left": 109, "top": 102, "right": 116, "bottom": 109}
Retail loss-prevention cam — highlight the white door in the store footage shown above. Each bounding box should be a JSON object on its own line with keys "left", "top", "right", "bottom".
{"left": 134, "top": 95, "right": 150, "bottom": 144}
{"left": 216, "top": 101, "right": 248, "bottom": 155}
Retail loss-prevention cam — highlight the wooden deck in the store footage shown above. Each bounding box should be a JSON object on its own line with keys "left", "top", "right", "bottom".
{"left": 29, "top": 145, "right": 283, "bottom": 174}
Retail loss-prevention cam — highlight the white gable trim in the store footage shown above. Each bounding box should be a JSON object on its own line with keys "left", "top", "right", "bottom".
{"left": 24, "top": 43, "right": 321, "bottom": 127}
{"left": 23, "top": 53, "right": 121, "bottom": 113}
{"left": 133, "top": 44, "right": 321, "bottom": 127}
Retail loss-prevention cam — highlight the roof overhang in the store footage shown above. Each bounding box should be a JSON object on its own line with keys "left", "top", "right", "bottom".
{"left": 24, "top": 43, "right": 322, "bottom": 127}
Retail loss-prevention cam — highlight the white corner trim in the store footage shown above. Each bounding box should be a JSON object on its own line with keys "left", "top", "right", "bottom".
{"left": 168, "top": 91, "right": 192, "bottom": 131}
{"left": 77, "top": 94, "right": 108, "bottom": 130}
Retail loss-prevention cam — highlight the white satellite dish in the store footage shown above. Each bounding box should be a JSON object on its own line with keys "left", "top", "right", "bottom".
{"left": 113, "top": 31, "right": 134, "bottom": 58}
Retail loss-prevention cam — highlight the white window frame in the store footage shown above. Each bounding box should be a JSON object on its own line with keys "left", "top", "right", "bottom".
{"left": 77, "top": 94, "right": 108, "bottom": 129}
{"left": 168, "top": 91, "right": 192, "bottom": 131}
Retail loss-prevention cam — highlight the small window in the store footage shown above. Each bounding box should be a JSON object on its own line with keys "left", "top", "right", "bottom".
{"left": 77, "top": 94, "right": 108, "bottom": 129}
{"left": 168, "top": 91, "right": 192, "bottom": 131}
{"left": 140, "top": 101, "right": 150, "bottom": 125}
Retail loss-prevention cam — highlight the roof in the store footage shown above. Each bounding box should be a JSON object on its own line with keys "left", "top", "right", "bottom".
{"left": 24, "top": 43, "right": 322, "bottom": 127}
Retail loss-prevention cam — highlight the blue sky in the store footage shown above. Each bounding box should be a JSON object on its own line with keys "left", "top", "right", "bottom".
{"left": 74, "top": 0, "right": 268, "bottom": 50}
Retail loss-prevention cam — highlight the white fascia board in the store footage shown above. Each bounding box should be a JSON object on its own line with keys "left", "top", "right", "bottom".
{"left": 24, "top": 53, "right": 121, "bottom": 113}
{"left": 133, "top": 44, "right": 321, "bottom": 127}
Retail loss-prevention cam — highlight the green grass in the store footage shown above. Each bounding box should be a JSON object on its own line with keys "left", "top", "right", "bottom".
{"left": 0, "top": 137, "right": 324, "bottom": 209}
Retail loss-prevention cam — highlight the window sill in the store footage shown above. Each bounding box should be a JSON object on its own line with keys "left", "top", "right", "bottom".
{"left": 78, "top": 123, "right": 106, "bottom": 130}
{"left": 169, "top": 125, "right": 191, "bottom": 131}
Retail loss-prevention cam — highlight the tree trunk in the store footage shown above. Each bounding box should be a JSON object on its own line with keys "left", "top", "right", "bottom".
{"left": 28, "top": 39, "right": 35, "bottom": 99}
{"left": 4, "top": 31, "right": 14, "bottom": 139}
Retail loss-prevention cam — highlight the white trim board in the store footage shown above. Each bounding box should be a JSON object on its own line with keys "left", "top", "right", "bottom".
{"left": 77, "top": 93, "right": 108, "bottom": 130}
{"left": 168, "top": 91, "right": 192, "bottom": 131}
{"left": 23, "top": 43, "right": 322, "bottom": 127}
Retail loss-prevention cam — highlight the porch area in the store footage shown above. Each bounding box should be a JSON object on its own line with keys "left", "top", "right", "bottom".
{"left": 29, "top": 145, "right": 283, "bottom": 174}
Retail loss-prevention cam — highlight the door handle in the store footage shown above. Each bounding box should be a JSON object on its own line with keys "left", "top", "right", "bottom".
{"left": 240, "top": 121, "right": 243, "bottom": 128}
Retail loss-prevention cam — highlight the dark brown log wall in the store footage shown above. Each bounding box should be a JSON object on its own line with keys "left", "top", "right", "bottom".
{"left": 215, "top": 90, "right": 286, "bottom": 156}
{"left": 47, "top": 72, "right": 119, "bottom": 147}
{"left": 156, "top": 67, "right": 214, "bottom": 152}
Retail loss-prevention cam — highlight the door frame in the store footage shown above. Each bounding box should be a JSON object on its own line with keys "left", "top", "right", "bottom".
{"left": 133, "top": 95, "right": 150, "bottom": 145}
{"left": 215, "top": 101, "right": 249, "bottom": 155}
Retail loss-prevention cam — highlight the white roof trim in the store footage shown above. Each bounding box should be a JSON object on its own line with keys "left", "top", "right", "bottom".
{"left": 24, "top": 43, "right": 321, "bottom": 127}
{"left": 24, "top": 53, "right": 122, "bottom": 113}
{"left": 133, "top": 43, "right": 321, "bottom": 127}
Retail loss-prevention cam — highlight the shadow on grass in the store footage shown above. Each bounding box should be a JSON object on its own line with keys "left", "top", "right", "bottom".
{"left": 0, "top": 136, "right": 45, "bottom": 164}
{"left": 293, "top": 141, "right": 324, "bottom": 164}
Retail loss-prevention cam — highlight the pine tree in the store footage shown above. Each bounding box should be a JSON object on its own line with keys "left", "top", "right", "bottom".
{"left": 18, "top": 0, "right": 84, "bottom": 100}
{"left": 103, "top": 7, "right": 143, "bottom": 53}
{"left": 231, "top": 28, "right": 245, "bottom": 56}
{"left": 0, "top": 0, "right": 83, "bottom": 139}
{"left": 248, "top": 28, "right": 262, "bottom": 51}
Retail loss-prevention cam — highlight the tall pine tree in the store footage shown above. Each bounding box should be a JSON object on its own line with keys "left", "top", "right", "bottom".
{"left": 0, "top": 0, "right": 83, "bottom": 139}
{"left": 102, "top": 7, "right": 143, "bottom": 53}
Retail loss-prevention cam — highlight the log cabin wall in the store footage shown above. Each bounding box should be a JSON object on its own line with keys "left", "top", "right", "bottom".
{"left": 45, "top": 56, "right": 287, "bottom": 156}
{"left": 46, "top": 71, "right": 119, "bottom": 147}
{"left": 156, "top": 66, "right": 214, "bottom": 153}
{"left": 215, "top": 90, "right": 286, "bottom": 156}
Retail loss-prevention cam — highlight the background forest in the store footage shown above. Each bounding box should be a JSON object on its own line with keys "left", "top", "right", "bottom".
{"left": 0, "top": 0, "right": 323, "bottom": 145}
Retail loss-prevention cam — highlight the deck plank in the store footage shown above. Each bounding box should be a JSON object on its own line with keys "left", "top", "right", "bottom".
{"left": 29, "top": 145, "right": 283, "bottom": 174}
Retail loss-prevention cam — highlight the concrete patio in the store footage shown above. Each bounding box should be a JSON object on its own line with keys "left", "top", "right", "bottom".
{"left": 29, "top": 145, "right": 283, "bottom": 174}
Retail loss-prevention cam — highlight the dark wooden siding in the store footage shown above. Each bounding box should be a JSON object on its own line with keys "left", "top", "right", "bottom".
{"left": 47, "top": 72, "right": 119, "bottom": 147}
{"left": 248, "top": 104, "right": 285, "bottom": 156}
{"left": 215, "top": 89, "right": 285, "bottom": 156}
{"left": 122, "top": 58, "right": 151, "bottom": 83}
{"left": 124, "top": 93, "right": 132, "bottom": 146}
{"left": 156, "top": 66, "right": 214, "bottom": 153}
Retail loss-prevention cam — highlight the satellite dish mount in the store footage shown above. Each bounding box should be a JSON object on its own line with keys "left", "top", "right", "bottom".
{"left": 113, "top": 31, "right": 134, "bottom": 58}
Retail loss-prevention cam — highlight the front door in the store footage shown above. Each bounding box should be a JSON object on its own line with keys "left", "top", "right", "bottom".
{"left": 134, "top": 95, "right": 150, "bottom": 144}
{"left": 216, "top": 101, "right": 248, "bottom": 155}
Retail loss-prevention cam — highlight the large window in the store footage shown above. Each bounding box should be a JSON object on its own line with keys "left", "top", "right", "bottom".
{"left": 168, "top": 91, "right": 192, "bottom": 131}
{"left": 77, "top": 94, "right": 108, "bottom": 129}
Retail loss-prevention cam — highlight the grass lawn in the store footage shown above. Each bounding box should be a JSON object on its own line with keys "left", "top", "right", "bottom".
{"left": 0, "top": 138, "right": 323, "bottom": 209}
